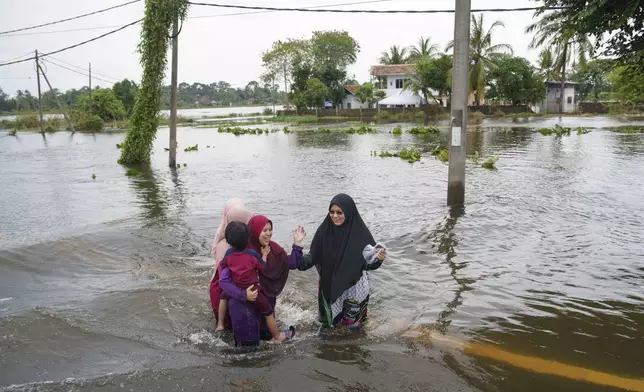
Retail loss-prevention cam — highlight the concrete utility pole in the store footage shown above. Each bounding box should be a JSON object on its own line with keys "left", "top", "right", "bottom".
{"left": 37, "top": 60, "right": 75, "bottom": 132}
{"left": 34, "top": 50, "right": 44, "bottom": 133}
{"left": 89, "top": 63, "right": 92, "bottom": 115}
{"left": 168, "top": 14, "right": 179, "bottom": 168}
{"left": 447, "top": 0, "right": 471, "bottom": 207}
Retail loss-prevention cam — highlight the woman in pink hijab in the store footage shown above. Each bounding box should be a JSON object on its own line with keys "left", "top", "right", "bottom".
{"left": 211, "top": 198, "right": 254, "bottom": 266}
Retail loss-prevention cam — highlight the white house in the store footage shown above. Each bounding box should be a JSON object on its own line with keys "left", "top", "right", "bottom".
{"left": 369, "top": 64, "right": 448, "bottom": 108}
{"left": 531, "top": 81, "right": 580, "bottom": 113}
{"left": 339, "top": 85, "right": 369, "bottom": 109}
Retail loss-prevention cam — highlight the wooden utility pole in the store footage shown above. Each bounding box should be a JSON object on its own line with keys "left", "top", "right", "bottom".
{"left": 37, "top": 60, "right": 75, "bottom": 132}
{"left": 34, "top": 50, "right": 44, "bottom": 132}
{"left": 168, "top": 14, "right": 179, "bottom": 168}
{"left": 447, "top": 0, "right": 471, "bottom": 207}
{"left": 89, "top": 63, "right": 92, "bottom": 115}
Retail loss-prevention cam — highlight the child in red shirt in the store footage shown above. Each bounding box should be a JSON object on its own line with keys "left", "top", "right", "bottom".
{"left": 217, "top": 221, "right": 285, "bottom": 342}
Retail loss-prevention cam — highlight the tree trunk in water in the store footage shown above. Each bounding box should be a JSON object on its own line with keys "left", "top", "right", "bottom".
{"left": 423, "top": 102, "right": 429, "bottom": 126}
{"left": 560, "top": 44, "right": 568, "bottom": 114}
{"left": 283, "top": 65, "right": 288, "bottom": 95}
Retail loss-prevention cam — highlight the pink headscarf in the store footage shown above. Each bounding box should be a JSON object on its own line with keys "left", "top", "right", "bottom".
{"left": 211, "top": 199, "right": 253, "bottom": 265}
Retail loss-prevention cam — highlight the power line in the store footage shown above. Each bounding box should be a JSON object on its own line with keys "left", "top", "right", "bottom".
{"left": 0, "top": 0, "right": 392, "bottom": 37}
{"left": 41, "top": 58, "right": 116, "bottom": 85}
{"left": 186, "top": 2, "right": 561, "bottom": 13}
{"left": 0, "top": 51, "right": 34, "bottom": 63}
{"left": 0, "top": 19, "right": 142, "bottom": 67}
{"left": 46, "top": 55, "right": 120, "bottom": 82}
{"left": 0, "top": 0, "right": 141, "bottom": 35}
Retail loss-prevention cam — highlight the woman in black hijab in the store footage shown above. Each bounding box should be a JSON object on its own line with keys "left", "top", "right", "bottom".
{"left": 299, "top": 194, "right": 387, "bottom": 328}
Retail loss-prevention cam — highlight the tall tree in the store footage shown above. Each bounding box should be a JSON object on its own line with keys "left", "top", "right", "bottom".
{"left": 404, "top": 56, "right": 446, "bottom": 125}
{"left": 487, "top": 55, "right": 547, "bottom": 105}
{"left": 446, "top": 14, "right": 513, "bottom": 104}
{"left": 112, "top": 79, "right": 139, "bottom": 116}
{"left": 526, "top": 9, "right": 592, "bottom": 113}
{"left": 261, "top": 39, "right": 309, "bottom": 93}
{"left": 537, "top": 49, "right": 558, "bottom": 81}
{"left": 408, "top": 36, "right": 439, "bottom": 62}
{"left": 533, "top": 0, "right": 643, "bottom": 71}
{"left": 569, "top": 59, "right": 614, "bottom": 101}
{"left": 77, "top": 88, "right": 127, "bottom": 122}
{"left": 380, "top": 45, "right": 408, "bottom": 64}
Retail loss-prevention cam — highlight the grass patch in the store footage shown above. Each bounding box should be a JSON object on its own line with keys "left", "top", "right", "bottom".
{"left": 125, "top": 169, "right": 142, "bottom": 177}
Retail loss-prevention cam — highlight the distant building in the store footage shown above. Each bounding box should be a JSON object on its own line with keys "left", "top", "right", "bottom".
{"left": 369, "top": 64, "right": 448, "bottom": 108}
{"left": 531, "top": 81, "right": 580, "bottom": 113}
{"left": 339, "top": 85, "right": 368, "bottom": 109}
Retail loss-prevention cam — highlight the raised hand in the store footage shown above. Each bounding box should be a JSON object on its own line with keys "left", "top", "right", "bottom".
{"left": 293, "top": 225, "right": 306, "bottom": 246}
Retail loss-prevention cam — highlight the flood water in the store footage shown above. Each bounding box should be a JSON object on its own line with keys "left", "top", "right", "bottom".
{"left": 1, "top": 116, "right": 643, "bottom": 391}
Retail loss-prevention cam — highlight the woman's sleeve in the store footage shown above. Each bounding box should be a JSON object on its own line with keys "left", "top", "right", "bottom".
{"left": 219, "top": 267, "right": 247, "bottom": 301}
{"left": 297, "top": 251, "right": 317, "bottom": 271}
{"left": 287, "top": 245, "right": 303, "bottom": 270}
{"left": 363, "top": 244, "right": 384, "bottom": 271}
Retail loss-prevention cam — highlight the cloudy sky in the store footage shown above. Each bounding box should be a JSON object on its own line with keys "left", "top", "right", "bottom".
{"left": 0, "top": 0, "right": 541, "bottom": 96}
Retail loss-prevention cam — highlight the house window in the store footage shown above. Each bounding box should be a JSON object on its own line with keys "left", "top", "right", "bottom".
{"left": 395, "top": 79, "right": 404, "bottom": 89}
{"left": 567, "top": 96, "right": 572, "bottom": 104}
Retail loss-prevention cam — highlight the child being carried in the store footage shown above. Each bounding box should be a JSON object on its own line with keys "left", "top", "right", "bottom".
{"left": 217, "top": 220, "right": 286, "bottom": 342}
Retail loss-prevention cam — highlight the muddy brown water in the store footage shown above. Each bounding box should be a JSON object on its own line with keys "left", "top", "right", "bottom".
{"left": 1, "top": 116, "right": 643, "bottom": 391}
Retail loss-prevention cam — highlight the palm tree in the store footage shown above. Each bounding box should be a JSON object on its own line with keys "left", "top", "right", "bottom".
{"left": 380, "top": 45, "right": 408, "bottom": 64}
{"left": 408, "top": 36, "right": 439, "bottom": 62}
{"left": 526, "top": 10, "right": 592, "bottom": 113}
{"left": 446, "top": 14, "right": 513, "bottom": 105}
{"left": 404, "top": 56, "right": 442, "bottom": 125}
{"left": 538, "top": 49, "right": 558, "bottom": 81}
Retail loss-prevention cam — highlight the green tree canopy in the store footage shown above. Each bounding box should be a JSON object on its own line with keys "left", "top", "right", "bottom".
{"left": 609, "top": 65, "right": 644, "bottom": 105}
{"left": 569, "top": 59, "right": 614, "bottom": 102}
{"left": 405, "top": 56, "right": 447, "bottom": 125}
{"left": 447, "top": 14, "right": 512, "bottom": 104}
{"left": 77, "top": 88, "right": 127, "bottom": 121}
{"left": 261, "top": 39, "right": 310, "bottom": 93}
{"left": 380, "top": 45, "right": 408, "bottom": 64}
{"left": 112, "top": 79, "right": 139, "bottom": 116}
{"left": 487, "top": 55, "right": 546, "bottom": 105}
{"left": 533, "top": 0, "right": 643, "bottom": 70}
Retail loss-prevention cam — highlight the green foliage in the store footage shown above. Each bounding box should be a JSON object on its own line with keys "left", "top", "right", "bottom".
{"left": 119, "top": 0, "right": 189, "bottom": 164}
{"left": 116, "top": 143, "right": 123, "bottom": 149}
{"left": 487, "top": 55, "right": 546, "bottom": 104}
{"left": 608, "top": 65, "right": 644, "bottom": 105}
{"left": 184, "top": 144, "right": 198, "bottom": 152}
{"left": 538, "top": 124, "right": 575, "bottom": 137}
{"left": 609, "top": 126, "right": 644, "bottom": 134}
{"left": 261, "top": 39, "right": 310, "bottom": 93}
{"left": 577, "top": 127, "right": 591, "bottom": 135}
{"left": 74, "top": 114, "right": 104, "bottom": 131}
{"left": 112, "top": 79, "right": 139, "bottom": 116}
{"left": 446, "top": 15, "right": 513, "bottom": 104}
{"left": 533, "top": 0, "right": 643, "bottom": 69}
{"left": 218, "top": 127, "right": 270, "bottom": 135}
{"left": 92, "top": 174, "right": 97, "bottom": 180}
{"left": 569, "top": 59, "right": 614, "bottom": 102}
{"left": 399, "top": 146, "right": 421, "bottom": 163}
{"left": 409, "top": 126, "right": 439, "bottom": 134}
{"left": 405, "top": 55, "right": 452, "bottom": 124}
{"left": 77, "top": 88, "right": 127, "bottom": 121}
{"left": 437, "top": 149, "right": 449, "bottom": 162}
{"left": 392, "top": 125, "right": 403, "bottom": 135}
{"left": 408, "top": 36, "right": 439, "bottom": 62}
{"left": 355, "top": 83, "right": 375, "bottom": 108}
{"left": 380, "top": 45, "right": 408, "bottom": 64}
{"left": 482, "top": 155, "right": 499, "bottom": 170}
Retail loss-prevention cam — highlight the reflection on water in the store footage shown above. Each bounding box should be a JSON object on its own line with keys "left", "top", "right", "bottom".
{"left": 1, "top": 117, "right": 644, "bottom": 391}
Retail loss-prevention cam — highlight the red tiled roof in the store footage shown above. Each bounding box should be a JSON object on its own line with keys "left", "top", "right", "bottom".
{"left": 344, "top": 85, "right": 360, "bottom": 95}
{"left": 370, "top": 64, "right": 413, "bottom": 76}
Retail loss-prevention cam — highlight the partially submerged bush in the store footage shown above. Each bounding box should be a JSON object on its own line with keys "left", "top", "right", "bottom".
{"left": 75, "top": 114, "right": 104, "bottom": 132}
{"left": 482, "top": 155, "right": 499, "bottom": 170}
